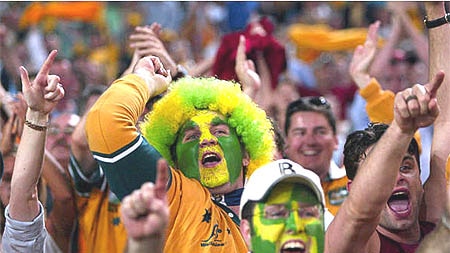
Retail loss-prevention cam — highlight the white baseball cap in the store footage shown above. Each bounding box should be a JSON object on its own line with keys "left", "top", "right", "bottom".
{"left": 240, "top": 159, "right": 326, "bottom": 218}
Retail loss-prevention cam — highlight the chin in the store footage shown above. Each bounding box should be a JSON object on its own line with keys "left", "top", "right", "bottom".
{"left": 206, "top": 182, "right": 235, "bottom": 195}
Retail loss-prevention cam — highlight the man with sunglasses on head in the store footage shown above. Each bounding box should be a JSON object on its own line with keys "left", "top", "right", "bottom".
{"left": 240, "top": 159, "right": 331, "bottom": 253}
{"left": 284, "top": 96, "right": 348, "bottom": 216}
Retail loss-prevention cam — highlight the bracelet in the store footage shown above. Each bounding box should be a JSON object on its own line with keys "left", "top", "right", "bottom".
{"left": 424, "top": 13, "right": 450, "bottom": 29}
{"left": 25, "top": 119, "right": 48, "bottom": 131}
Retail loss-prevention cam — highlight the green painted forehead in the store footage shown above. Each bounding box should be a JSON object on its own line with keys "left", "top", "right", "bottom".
{"left": 265, "top": 182, "right": 320, "bottom": 205}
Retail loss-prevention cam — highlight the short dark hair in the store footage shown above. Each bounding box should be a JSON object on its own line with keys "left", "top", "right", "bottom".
{"left": 343, "top": 122, "right": 420, "bottom": 180}
{"left": 284, "top": 96, "right": 336, "bottom": 136}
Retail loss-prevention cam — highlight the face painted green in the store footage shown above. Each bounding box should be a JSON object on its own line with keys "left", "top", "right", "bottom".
{"left": 250, "top": 183, "right": 324, "bottom": 253}
{"left": 175, "top": 111, "right": 244, "bottom": 188}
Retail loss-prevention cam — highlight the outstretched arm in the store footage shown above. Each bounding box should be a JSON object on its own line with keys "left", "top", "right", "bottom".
{"left": 2, "top": 50, "right": 64, "bottom": 252}
{"left": 235, "top": 35, "right": 261, "bottom": 100}
{"left": 325, "top": 72, "right": 444, "bottom": 253}
{"left": 424, "top": 1, "right": 449, "bottom": 224}
{"left": 349, "top": 21, "right": 380, "bottom": 90}
{"left": 85, "top": 56, "right": 170, "bottom": 199}
{"left": 9, "top": 50, "right": 64, "bottom": 220}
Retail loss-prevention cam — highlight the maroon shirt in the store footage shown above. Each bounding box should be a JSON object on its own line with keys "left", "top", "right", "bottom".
{"left": 377, "top": 221, "right": 436, "bottom": 253}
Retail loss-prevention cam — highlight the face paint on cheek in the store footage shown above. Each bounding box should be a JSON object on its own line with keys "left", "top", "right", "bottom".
{"left": 176, "top": 138, "right": 200, "bottom": 179}
{"left": 305, "top": 219, "right": 325, "bottom": 253}
{"left": 251, "top": 204, "right": 284, "bottom": 253}
{"left": 218, "top": 126, "right": 243, "bottom": 184}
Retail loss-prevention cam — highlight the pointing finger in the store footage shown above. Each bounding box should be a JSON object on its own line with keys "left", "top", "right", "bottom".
{"left": 36, "top": 50, "right": 58, "bottom": 80}
{"left": 425, "top": 70, "right": 445, "bottom": 97}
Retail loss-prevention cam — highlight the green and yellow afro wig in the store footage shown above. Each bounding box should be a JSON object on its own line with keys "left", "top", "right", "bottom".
{"left": 140, "top": 77, "right": 275, "bottom": 178}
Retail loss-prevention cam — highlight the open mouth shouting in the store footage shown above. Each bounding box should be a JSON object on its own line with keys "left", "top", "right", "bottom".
{"left": 201, "top": 151, "right": 222, "bottom": 168}
{"left": 387, "top": 189, "right": 411, "bottom": 219}
{"left": 280, "top": 240, "right": 306, "bottom": 253}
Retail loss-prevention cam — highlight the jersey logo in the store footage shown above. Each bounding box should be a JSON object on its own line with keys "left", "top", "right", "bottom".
{"left": 201, "top": 223, "right": 226, "bottom": 247}
{"left": 202, "top": 208, "right": 212, "bottom": 223}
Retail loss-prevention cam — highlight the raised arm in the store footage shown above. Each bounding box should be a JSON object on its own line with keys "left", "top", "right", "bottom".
{"left": 9, "top": 49, "right": 64, "bottom": 220}
{"left": 2, "top": 50, "right": 64, "bottom": 252}
{"left": 325, "top": 72, "right": 444, "bottom": 253}
{"left": 235, "top": 35, "right": 261, "bottom": 100}
{"left": 85, "top": 56, "right": 170, "bottom": 199}
{"left": 425, "top": 1, "right": 450, "bottom": 224}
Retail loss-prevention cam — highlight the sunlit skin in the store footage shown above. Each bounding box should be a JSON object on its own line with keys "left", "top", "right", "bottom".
{"left": 250, "top": 183, "right": 324, "bottom": 253}
{"left": 175, "top": 111, "right": 244, "bottom": 188}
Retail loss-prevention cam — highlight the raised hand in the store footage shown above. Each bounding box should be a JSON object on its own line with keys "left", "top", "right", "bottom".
{"left": 19, "top": 50, "right": 64, "bottom": 115}
{"left": 129, "top": 23, "right": 177, "bottom": 75}
{"left": 121, "top": 159, "right": 169, "bottom": 248}
{"left": 393, "top": 71, "right": 445, "bottom": 133}
{"left": 235, "top": 35, "right": 261, "bottom": 98}
{"left": 349, "top": 21, "right": 380, "bottom": 89}
{"left": 133, "top": 56, "right": 172, "bottom": 97}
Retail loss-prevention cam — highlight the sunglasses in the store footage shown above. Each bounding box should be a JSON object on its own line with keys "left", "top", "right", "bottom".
{"left": 287, "top": 96, "right": 331, "bottom": 114}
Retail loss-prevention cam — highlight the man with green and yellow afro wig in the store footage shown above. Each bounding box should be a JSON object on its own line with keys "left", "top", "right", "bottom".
{"left": 140, "top": 76, "right": 275, "bottom": 179}
{"left": 86, "top": 55, "right": 276, "bottom": 252}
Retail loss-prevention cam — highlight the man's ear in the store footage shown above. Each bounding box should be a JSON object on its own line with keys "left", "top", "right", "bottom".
{"left": 240, "top": 219, "right": 252, "bottom": 248}
{"left": 346, "top": 179, "right": 352, "bottom": 192}
{"left": 242, "top": 151, "right": 250, "bottom": 167}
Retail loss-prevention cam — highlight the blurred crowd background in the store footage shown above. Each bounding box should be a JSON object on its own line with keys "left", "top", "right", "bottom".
{"left": 0, "top": 1, "right": 431, "bottom": 177}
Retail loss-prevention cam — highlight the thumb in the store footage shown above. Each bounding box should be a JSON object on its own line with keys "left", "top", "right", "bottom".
{"left": 19, "top": 66, "right": 31, "bottom": 93}
{"left": 425, "top": 70, "right": 445, "bottom": 97}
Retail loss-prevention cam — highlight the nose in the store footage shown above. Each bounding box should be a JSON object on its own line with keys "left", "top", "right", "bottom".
{"left": 395, "top": 172, "right": 406, "bottom": 185}
{"left": 303, "top": 132, "right": 317, "bottom": 145}
{"left": 199, "top": 136, "right": 217, "bottom": 148}
{"left": 285, "top": 211, "right": 304, "bottom": 235}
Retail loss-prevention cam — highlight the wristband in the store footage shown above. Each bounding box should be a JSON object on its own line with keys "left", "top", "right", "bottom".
{"left": 25, "top": 119, "right": 48, "bottom": 131}
{"left": 424, "top": 13, "right": 450, "bottom": 29}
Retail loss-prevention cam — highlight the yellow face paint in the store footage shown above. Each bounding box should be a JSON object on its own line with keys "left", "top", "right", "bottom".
{"left": 175, "top": 111, "right": 243, "bottom": 188}
{"left": 250, "top": 183, "right": 324, "bottom": 253}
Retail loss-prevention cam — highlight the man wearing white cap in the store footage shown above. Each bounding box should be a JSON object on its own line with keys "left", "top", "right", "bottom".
{"left": 240, "top": 159, "right": 333, "bottom": 253}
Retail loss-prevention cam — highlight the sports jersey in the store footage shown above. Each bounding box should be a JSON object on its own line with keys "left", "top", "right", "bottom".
{"left": 69, "top": 153, "right": 127, "bottom": 253}
{"left": 322, "top": 161, "right": 348, "bottom": 216}
{"left": 377, "top": 221, "right": 435, "bottom": 253}
{"left": 85, "top": 74, "right": 248, "bottom": 252}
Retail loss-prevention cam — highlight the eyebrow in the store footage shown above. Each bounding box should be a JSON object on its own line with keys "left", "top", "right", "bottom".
{"left": 180, "top": 120, "right": 198, "bottom": 133}
{"left": 211, "top": 116, "right": 227, "bottom": 126}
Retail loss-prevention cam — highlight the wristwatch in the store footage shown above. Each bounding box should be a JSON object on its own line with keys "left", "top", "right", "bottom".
{"left": 424, "top": 13, "right": 450, "bottom": 29}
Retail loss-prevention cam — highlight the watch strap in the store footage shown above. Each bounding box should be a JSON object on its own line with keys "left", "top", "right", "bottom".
{"left": 424, "top": 13, "right": 450, "bottom": 29}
